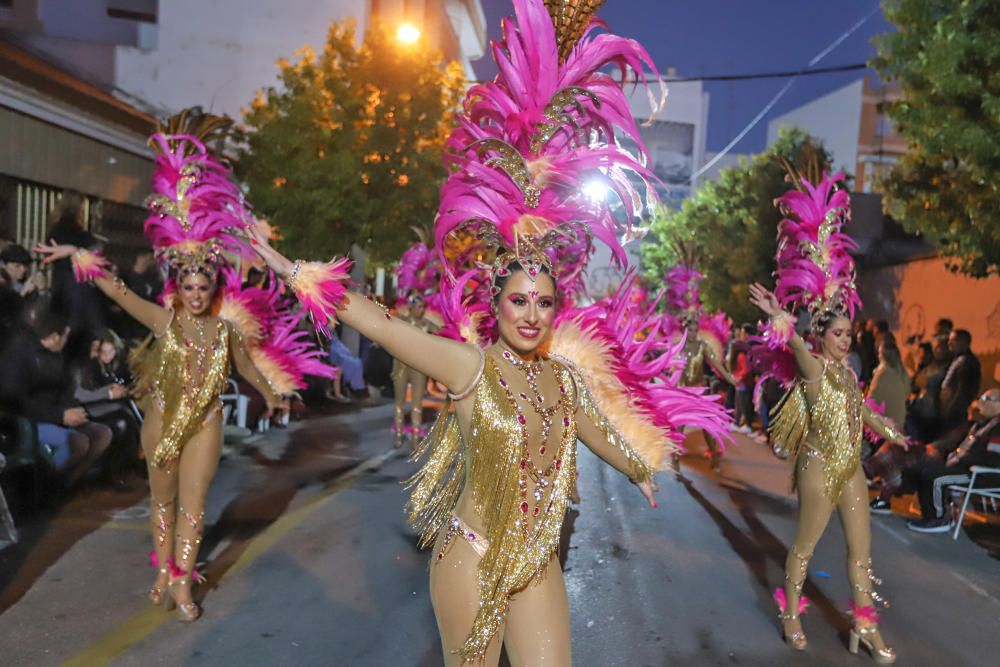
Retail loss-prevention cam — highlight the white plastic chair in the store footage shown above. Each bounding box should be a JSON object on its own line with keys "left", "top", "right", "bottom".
{"left": 949, "top": 442, "right": 1000, "bottom": 540}
{"left": 219, "top": 379, "right": 250, "bottom": 429}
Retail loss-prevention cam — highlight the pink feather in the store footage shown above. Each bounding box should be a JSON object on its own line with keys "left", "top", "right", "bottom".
{"left": 70, "top": 248, "right": 110, "bottom": 283}
{"left": 773, "top": 587, "right": 811, "bottom": 615}
{"left": 848, "top": 601, "right": 880, "bottom": 624}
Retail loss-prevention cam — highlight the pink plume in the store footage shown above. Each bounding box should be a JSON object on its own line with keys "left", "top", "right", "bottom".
{"left": 70, "top": 248, "right": 110, "bottom": 283}
{"left": 773, "top": 587, "right": 811, "bottom": 615}
{"left": 848, "top": 601, "right": 880, "bottom": 624}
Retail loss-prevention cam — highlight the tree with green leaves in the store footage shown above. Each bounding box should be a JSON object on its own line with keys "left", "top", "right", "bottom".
{"left": 873, "top": 0, "right": 1000, "bottom": 277}
{"left": 641, "top": 128, "right": 835, "bottom": 324}
{"left": 236, "top": 20, "right": 466, "bottom": 265}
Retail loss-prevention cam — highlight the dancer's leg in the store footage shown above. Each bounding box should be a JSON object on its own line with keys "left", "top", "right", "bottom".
{"left": 140, "top": 409, "right": 175, "bottom": 600}
{"left": 430, "top": 534, "right": 504, "bottom": 667}
{"left": 783, "top": 452, "right": 835, "bottom": 640}
{"left": 392, "top": 361, "right": 407, "bottom": 445}
{"left": 838, "top": 465, "right": 893, "bottom": 655}
{"left": 503, "top": 558, "right": 572, "bottom": 667}
{"left": 171, "top": 416, "right": 223, "bottom": 611}
{"left": 409, "top": 370, "right": 427, "bottom": 437}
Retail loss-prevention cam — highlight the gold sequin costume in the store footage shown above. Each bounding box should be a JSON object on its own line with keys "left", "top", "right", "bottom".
{"left": 769, "top": 361, "right": 864, "bottom": 500}
{"left": 407, "top": 353, "right": 651, "bottom": 661}
{"left": 132, "top": 314, "right": 234, "bottom": 467}
{"left": 681, "top": 337, "right": 708, "bottom": 387}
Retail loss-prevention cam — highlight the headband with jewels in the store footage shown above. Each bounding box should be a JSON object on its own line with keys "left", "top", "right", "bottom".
{"left": 433, "top": 0, "right": 662, "bottom": 309}
{"left": 771, "top": 170, "right": 861, "bottom": 329}
{"left": 143, "top": 132, "right": 253, "bottom": 284}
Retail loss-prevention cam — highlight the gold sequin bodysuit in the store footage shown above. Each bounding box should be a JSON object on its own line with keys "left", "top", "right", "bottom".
{"left": 132, "top": 316, "right": 232, "bottom": 467}
{"left": 770, "top": 361, "right": 864, "bottom": 500}
{"left": 407, "top": 353, "right": 644, "bottom": 661}
{"left": 681, "top": 337, "right": 707, "bottom": 387}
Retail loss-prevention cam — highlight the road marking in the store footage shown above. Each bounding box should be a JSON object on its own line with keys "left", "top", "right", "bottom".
{"left": 950, "top": 571, "right": 1000, "bottom": 610}
{"left": 873, "top": 521, "right": 913, "bottom": 546}
{"left": 60, "top": 447, "right": 400, "bottom": 667}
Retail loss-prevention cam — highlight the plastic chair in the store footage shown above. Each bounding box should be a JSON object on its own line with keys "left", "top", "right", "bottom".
{"left": 219, "top": 379, "right": 250, "bottom": 429}
{"left": 948, "top": 442, "right": 1000, "bottom": 540}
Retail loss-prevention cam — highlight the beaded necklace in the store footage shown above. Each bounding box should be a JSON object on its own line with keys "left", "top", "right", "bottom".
{"left": 497, "top": 350, "right": 573, "bottom": 541}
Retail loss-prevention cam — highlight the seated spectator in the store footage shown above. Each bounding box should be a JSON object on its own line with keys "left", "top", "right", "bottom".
{"left": 939, "top": 329, "right": 982, "bottom": 432}
{"left": 868, "top": 341, "right": 909, "bottom": 429}
{"left": 75, "top": 330, "right": 141, "bottom": 485}
{"left": 907, "top": 390, "right": 1000, "bottom": 533}
{"left": 328, "top": 330, "right": 366, "bottom": 396}
{"left": 0, "top": 311, "right": 112, "bottom": 486}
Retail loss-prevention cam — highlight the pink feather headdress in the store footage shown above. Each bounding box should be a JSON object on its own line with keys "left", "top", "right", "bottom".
{"left": 143, "top": 133, "right": 252, "bottom": 283}
{"left": 396, "top": 241, "right": 444, "bottom": 311}
{"left": 772, "top": 171, "right": 860, "bottom": 327}
{"left": 434, "top": 0, "right": 660, "bottom": 304}
{"left": 663, "top": 265, "right": 702, "bottom": 319}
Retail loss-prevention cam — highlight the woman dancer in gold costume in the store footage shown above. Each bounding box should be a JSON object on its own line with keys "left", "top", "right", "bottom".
{"left": 749, "top": 171, "right": 907, "bottom": 663}
{"left": 36, "top": 133, "right": 282, "bottom": 622}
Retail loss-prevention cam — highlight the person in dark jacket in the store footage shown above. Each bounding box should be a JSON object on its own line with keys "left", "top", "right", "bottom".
{"left": 907, "top": 389, "right": 1000, "bottom": 533}
{"left": 0, "top": 311, "right": 111, "bottom": 485}
{"left": 938, "top": 329, "right": 982, "bottom": 432}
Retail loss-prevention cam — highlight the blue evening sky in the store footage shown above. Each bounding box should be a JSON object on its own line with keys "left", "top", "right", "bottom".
{"left": 472, "top": 0, "right": 892, "bottom": 154}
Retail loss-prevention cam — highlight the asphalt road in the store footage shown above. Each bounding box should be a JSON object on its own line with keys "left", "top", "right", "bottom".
{"left": 1, "top": 401, "right": 997, "bottom": 666}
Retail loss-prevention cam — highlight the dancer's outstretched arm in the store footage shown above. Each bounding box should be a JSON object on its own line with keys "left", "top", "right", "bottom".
{"left": 35, "top": 242, "right": 172, "bottom": 334}
{"left": 575, "top": 413, "right": 658, "bottom": 507}
{"left": 748, "top": 283, "right": 823, "bottom": 382}
{"left": 227, "top": 325, "right": 282, "bottom": 414}
{"left": 862, "top": 406, "right": 910, "bottom": 449}
{"left": 246, "top": 226, "right": 481, "bottom": 394}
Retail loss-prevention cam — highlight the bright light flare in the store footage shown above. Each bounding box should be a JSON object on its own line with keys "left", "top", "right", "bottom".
{"left": 397, "top": 23, "right": 421, "bottom": 45}
{"left": 582, "top": 180, "right": 610, "bottom": 203}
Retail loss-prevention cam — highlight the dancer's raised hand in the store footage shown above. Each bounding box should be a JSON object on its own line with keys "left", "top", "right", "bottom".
{"left": 749, "top": 283, "right": 782, "bottom": 317}
{"left": 33, "top": 240, "right": 77, "bottom": 263}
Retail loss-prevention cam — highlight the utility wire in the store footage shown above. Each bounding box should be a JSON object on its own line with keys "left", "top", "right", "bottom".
{"left": 692, "top": 5, "right": 882, "bottom": 179}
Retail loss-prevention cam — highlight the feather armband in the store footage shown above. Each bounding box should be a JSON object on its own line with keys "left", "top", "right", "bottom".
{"left": 71, "top": 248, "right": 110, "bottom": 283}
{"left": 762, "top": 311, "right": 795, "bottom": 350}
{"left": 285, "top": 257, "right": 352, "bottom": 335}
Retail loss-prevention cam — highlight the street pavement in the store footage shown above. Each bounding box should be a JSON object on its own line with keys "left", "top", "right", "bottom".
{"left": 1, "top": 400, "right": 998, "bottom": 666}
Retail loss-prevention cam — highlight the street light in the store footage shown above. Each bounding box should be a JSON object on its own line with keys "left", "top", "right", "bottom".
{"left": 397, "top": 23, "right": 421, "bottom": 45}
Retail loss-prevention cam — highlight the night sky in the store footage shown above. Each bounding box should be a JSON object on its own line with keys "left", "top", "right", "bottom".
{"left": 472, "top": 0, "right": 893, "bottom": 154}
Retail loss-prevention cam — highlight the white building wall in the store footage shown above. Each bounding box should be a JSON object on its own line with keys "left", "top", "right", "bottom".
{"left": 765, "top": 78, "right": 863, "bottom": 175}
{"left": 114, "top": 0, "right": 368, "bottom": 120}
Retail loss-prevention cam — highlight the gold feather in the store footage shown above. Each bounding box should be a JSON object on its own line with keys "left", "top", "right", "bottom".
{"left": 544, "top": 0, "right": 606, "bottom": 63}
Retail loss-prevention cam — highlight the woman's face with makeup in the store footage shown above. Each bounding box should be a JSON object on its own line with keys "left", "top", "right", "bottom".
{"left": 495, "top": 269, "right": 557, "bottom": 357}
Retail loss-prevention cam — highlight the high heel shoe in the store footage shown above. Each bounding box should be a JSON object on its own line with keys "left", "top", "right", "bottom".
{"left": 848, "top": 604, "right": 895, "bottom": 664}
{"left": 849, "top": 626, "right": 896, "bottom": 664}
{"left": 166, "top": 559, "right": 202, "bottom": 623}
{"left": 774, "top": 587, "right": 809, "bottom": 651}
{"left": 147, "top": 552, "right": 169, "bottom": 606}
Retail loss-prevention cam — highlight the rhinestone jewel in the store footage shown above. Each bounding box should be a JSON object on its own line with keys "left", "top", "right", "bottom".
{"left": 520, "top": 501, "right": 529, "bottom": 513}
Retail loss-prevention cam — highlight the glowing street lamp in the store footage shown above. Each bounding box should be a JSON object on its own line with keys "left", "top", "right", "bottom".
{"left": 397, "top": 23, "right": 421, "bottom": 45}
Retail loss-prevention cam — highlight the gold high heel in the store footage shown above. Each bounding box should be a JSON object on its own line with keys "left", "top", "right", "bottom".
{"left": 167, "top": 576, "right": 201, "bottom": 622}
{"left": 780, "top": 613, "right": 807, "bottom": 651}
{"left": 849, "top": 624, "right": 896, "bottom": 664}
{"left": 148, "top": 567, "right": 169, "bottom": 605}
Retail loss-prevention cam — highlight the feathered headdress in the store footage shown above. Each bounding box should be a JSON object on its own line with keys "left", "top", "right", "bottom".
{"left": 663, "top": 264, "right": 702, "bottom": 319}
{"left": 434, "top": 0, "right": 660, "bottom": 304}
{"left": 143, "top": 133, "right": 252, "bottom": 283}
{"left": 396, "top": 241, "right": 444, "bottom": 312}
{"left": 772, "top": 171, "right": 860, "bottom": 329}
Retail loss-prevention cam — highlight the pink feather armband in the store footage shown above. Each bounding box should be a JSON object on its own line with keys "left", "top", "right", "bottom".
{"left": 285, "top": 257, "right": 352, "bottom": 335}
{"left": 762, "top": 311, "right": 795, "bottom": 350}
{"left": 71, "top": 248, "right": 110, "bottom": 283}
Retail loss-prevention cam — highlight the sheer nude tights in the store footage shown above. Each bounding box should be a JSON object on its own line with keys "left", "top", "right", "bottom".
{"left": 394, "top": 365, "right": 427, "bottom": 436}
{"left": 142, "top": 408, "right": 223, "bottom": 606}
{"left": 430, "top": 534, "right": 572, "bottom": 667}
{"left": 784, "top": 450, "right": 888, "bottom": 651}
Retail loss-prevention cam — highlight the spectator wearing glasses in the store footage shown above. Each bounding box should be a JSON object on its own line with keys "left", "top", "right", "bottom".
{"left": 907, "top": 390, "right": 1000, "bottom": 533}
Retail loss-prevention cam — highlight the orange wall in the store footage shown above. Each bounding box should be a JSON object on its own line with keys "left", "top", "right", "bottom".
{"left": 858, "top": 256, "right": 1000, "bottom": 389}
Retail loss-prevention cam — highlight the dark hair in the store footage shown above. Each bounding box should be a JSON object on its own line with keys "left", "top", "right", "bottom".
{"left": 1, "top": 244, "right": 31, "bottom": 265}
{"left": 935, "top": 318, "right": 953, "bottom": 332}
{"left": 875, "top": 320, "right": 890, "bottom": 334}
{"left": 32, "top": 310, "right": 68, "bottom": 339}
{"left": 811, "top": 308, "right": 851, "bottom": 336}
{"left": 95, "top": 328, "right": 124, "bottom": 357}
{"left": 879, "top": 341, "right": 904, "bottom": 373}
{"left": 492, "top": 261, "right": 556, "bottom": 307}
{"left": 917, "top": 342, "right": 933, "bottom": 365}
{"left": 740, "top": 323, "right": 755, "bottom": 335}
{"left": 953, "top": 329, "right": 972, "bottom": 347}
